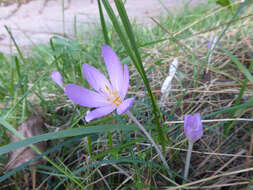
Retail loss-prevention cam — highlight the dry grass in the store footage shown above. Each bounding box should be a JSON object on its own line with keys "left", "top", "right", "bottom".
{"left": 126, "top": 6, "right": 253, "bottom": 188}
{"left": 1, "top": 1, "right": 253, "bottom": 189}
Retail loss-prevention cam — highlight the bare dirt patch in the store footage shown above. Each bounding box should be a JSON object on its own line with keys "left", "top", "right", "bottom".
{"left": 0, "top": 0, "right": 204, "bottom": 54}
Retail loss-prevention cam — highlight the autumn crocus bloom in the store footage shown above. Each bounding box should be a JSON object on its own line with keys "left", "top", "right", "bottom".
{"left": 184, "top": 113, "right": 203, "bottom": 143}
{"left": 64, "top": 45, "right": 134, "bottom": 122}
{"left": 51, "top": 71, "right": 63, "bottom": 88}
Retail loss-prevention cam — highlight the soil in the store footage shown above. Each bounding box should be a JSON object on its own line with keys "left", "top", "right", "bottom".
{"left": 0, "top": 0, "right": 32, "bottom": 7}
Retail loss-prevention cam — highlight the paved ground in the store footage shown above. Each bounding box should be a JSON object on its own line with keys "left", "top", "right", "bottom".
{"left": 0, "top": 0, "right": 203, "bottom": 54}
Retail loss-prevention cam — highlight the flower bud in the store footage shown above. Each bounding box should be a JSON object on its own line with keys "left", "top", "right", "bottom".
{"left": 51, "top": 71, "right": 63, "bottom": 88}
{"left": 184, "top": 113, "right": 203, "bottom": 143}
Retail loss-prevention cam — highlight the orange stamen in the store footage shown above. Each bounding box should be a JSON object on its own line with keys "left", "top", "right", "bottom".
{"left": 103, "top": 85, "right": 122, "bottom": 106}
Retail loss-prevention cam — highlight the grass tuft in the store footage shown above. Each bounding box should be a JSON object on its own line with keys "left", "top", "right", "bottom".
{"left": 0, "top": 0, "right": 253, "bottom": 189}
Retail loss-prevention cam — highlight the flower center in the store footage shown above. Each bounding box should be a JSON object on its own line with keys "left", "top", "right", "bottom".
{"left": 104, "top": 85, "right": 122, "bottom": 106}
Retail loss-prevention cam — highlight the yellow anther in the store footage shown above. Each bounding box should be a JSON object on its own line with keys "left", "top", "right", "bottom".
{"left": 112, "top": 96, "right": 120, "bottom": 104}
{"left": 103, "top": 85, "right": 122, "bottom": 106}
{"left": 105, "top": 85, "right": 111, "bottom": 94}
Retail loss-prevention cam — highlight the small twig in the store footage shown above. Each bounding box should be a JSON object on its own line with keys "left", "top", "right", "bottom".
{"left": 179, "top": 181, "right": 249, "bottom": 189}
{"left": 167, "top": 167, "right": 253, "bottom": 190}
{"left": 115, "top": 174, "right": 135, "bottom": 190}
{"left": 97, "top": 168, "right": 111, "bottom": 190}
{"left": 31, "top": 165, "right": 36, "bottom": 190}
{"left": 247, "top": 133, "right": 253, "bottom": 165}
{"left": 150, "top": 17, "right": 194, "bottom": 57}
{"left": 193, "top": 13, "right": 253, "bottom": 37}
{"left": 3, "top": 2, "right": 22, "bottom": 19}
{"left": 160, "top": 173, "right": 179, "bottom": 186}
{"left": 197, "top": 150, "right": 246, "bottom": 189}
{"left": 137, "top": 143, "right": 253, "bottom": 158}
{"left": 85, "top": 171, "right": 122, "bottom": 189}
{"left": 213, "top": 149, "right": 246, "bottom": 176}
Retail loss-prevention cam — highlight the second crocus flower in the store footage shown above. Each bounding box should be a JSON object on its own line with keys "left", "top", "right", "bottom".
{"left": 184, "top": 113, "right": 203, "bottom": 143}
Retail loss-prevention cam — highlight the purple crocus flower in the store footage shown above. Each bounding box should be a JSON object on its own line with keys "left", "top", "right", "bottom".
{"left": 184, "top": 113, "right": 203, "bottom": 143}
{"left": 64, "top": 45, "right": 135, "bottom": 122}
{"left": 51, "top": 71, "right": 63, "bottom": 88}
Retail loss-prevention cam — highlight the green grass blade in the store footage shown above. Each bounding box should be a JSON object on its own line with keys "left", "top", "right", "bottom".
{"left": 4, "top": 26, "right": 26, "bottom": 64}
{"left": 101, "top": 0, "right": 138, "bottom": 64}
{"left": 4, "top": 72, "right": 47, "bottom": 119}
{"left": 0, "top": 116, "right": 25, "bottom": 140}
{"left": 0, "top": 136, "right": 83, "bottom": 183}
{"left": 204, "top": 99, "right": 253, "bottom": 118}
{"left": 0, "top": 116, "right": 86, "bottom": 189}
{"left": 0, "top": 124, "right": 155, "bottom": 155}
{"left": 97, "top": 0, "right": 110, "bottom": 45}
{"left": 223, "top": 59, "right": 253, "bottom": 135}
{"left": 102, "top": 0, "right": 165, "bottom": 150}
{"left": 219, "top": 45, "right": 253, "bottom": 84}
{"left": 211, "top": 0, "right": 248, "bottom": 53}
{"left": 54, "top": 158, "right": 177, "bottom": 190}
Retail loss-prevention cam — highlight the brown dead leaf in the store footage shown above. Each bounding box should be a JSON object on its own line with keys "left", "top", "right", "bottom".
{"left": 5, "top": 116, "right": 46, "bottom": 171}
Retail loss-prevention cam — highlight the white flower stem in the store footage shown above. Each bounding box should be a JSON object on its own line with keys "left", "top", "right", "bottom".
{"left": 184, "top": 141, "right": 194, "bottom": 182}
{"left": 126, "top": 111, "right": 171, "bottom": 176}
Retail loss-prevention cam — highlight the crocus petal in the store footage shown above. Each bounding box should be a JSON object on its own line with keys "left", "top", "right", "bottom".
{"left": 64, "top": 84, "right": 109, "bottom": 108}
{"left": 116, "top": 97, "right": 135, "bottom": 115}
{"left": 51, "top": 71, "right": 63, "bottom": 88}
{"left": 102, "top": 45, "right": 123, "bottom": 92}
{"left": 120, "top": 64, "right": 129, "bottom": 99}
{"left": 82, "top": 64, "right": 112, "bottom": 93}
{"left": 85, "top": 106, "right": 115, "bottom": 122}
{"left": 184, "top": 113, "right": 203, "bottom": 143}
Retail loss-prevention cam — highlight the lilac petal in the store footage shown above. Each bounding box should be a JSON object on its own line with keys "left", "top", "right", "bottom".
{"left": 119, "top": 64, "right": 129, "bottom": 100}
{"left": 64, "top": 84, "right": 109, "bottom": 108}
{"left": 82, "top": 64, "right": 112, "bottom": 93}
{"left": 102, "top": 45, "right": 123, "bottom": 92}
{"left": 51, "top": 71, "right": 63, "bottom": 88}
{"left": 184, "top": 113, "right": 203, "bottom": 143}
{"left": 85, "top": 106, "right": 115, "bottom": 122}
{"left": 116, "top": 98, "right": 135, "bottom": 115}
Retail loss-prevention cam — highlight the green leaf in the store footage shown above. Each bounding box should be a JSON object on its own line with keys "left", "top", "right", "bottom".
{"left": 97, "top": 0, "right": 110, "bottom": 45}
{"left": 0, "top": 136, "right": 83, "bottom": 183}
{"left": 0, "top": 117, "right": 95, "bottom": 189}
{"left": 216, "top": 0, "right": 231, "bottom": 7}
{"left": 216, "top": 0, "right": 233, "bottom": 14}
{"left": 4, "top": 26, "right": 26, "bottom": 65}
{"left": 53, "top": 158, "right": 171, "bottom": 190}
{"left": 0, "top": 123, "right": 155, "bottom": 155}
{"left": 101, "top": 0, "right": 165, "bottom": 150}
{"left": 204, "top": 99, "right": 253, "bottom": 118}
